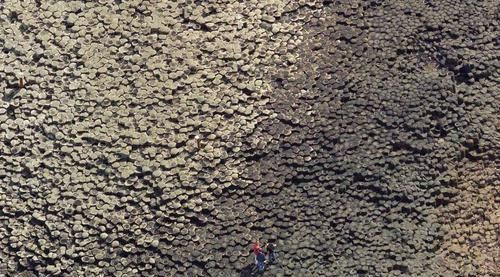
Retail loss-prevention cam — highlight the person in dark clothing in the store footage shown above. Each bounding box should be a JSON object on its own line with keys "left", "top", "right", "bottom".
{"left": 256, "top": 251, "right": 266, "bottom": 272}
{"left": 265, "top": 242, "right": 276, "bottom": 263}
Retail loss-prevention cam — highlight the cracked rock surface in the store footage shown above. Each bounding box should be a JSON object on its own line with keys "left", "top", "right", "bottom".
{"left": 0, "top": 0, "right": 498, "bottom": 276}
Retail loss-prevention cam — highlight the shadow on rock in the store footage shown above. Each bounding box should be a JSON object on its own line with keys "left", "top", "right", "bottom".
{"left": 240, "top": 263, "right": 264, "bottom": 277}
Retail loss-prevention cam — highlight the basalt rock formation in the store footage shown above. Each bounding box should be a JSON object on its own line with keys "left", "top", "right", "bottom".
{"left": 0, "top": 0, "right": 498, "bottom": 276}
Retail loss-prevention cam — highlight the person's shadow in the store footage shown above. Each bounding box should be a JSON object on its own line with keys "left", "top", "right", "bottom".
{"left": 240, "top": 263, "right": 263, "bottom": 277}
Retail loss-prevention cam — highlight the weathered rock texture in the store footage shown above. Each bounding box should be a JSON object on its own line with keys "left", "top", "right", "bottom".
{"left": 0, "top": 0, "right": 498, "bottom": 276}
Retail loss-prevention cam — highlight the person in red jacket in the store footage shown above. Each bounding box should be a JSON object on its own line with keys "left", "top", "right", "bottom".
{"left": 252, "top": 240, "right": 263, "bottom": 262}
{"left": 251, "top": 240, "right": 266, "bottom": 272}
{"left": 251, "top": 240, "right": 262, "bottom": 255}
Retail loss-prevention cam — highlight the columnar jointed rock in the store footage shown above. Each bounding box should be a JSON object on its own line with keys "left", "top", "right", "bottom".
{"left": 0, "top": 0, "right": 498, "bottom": 276}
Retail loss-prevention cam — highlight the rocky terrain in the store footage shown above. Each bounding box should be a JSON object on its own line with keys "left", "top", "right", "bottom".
{"left": 0, "top": 0, "right": 498, "bottom": 276}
